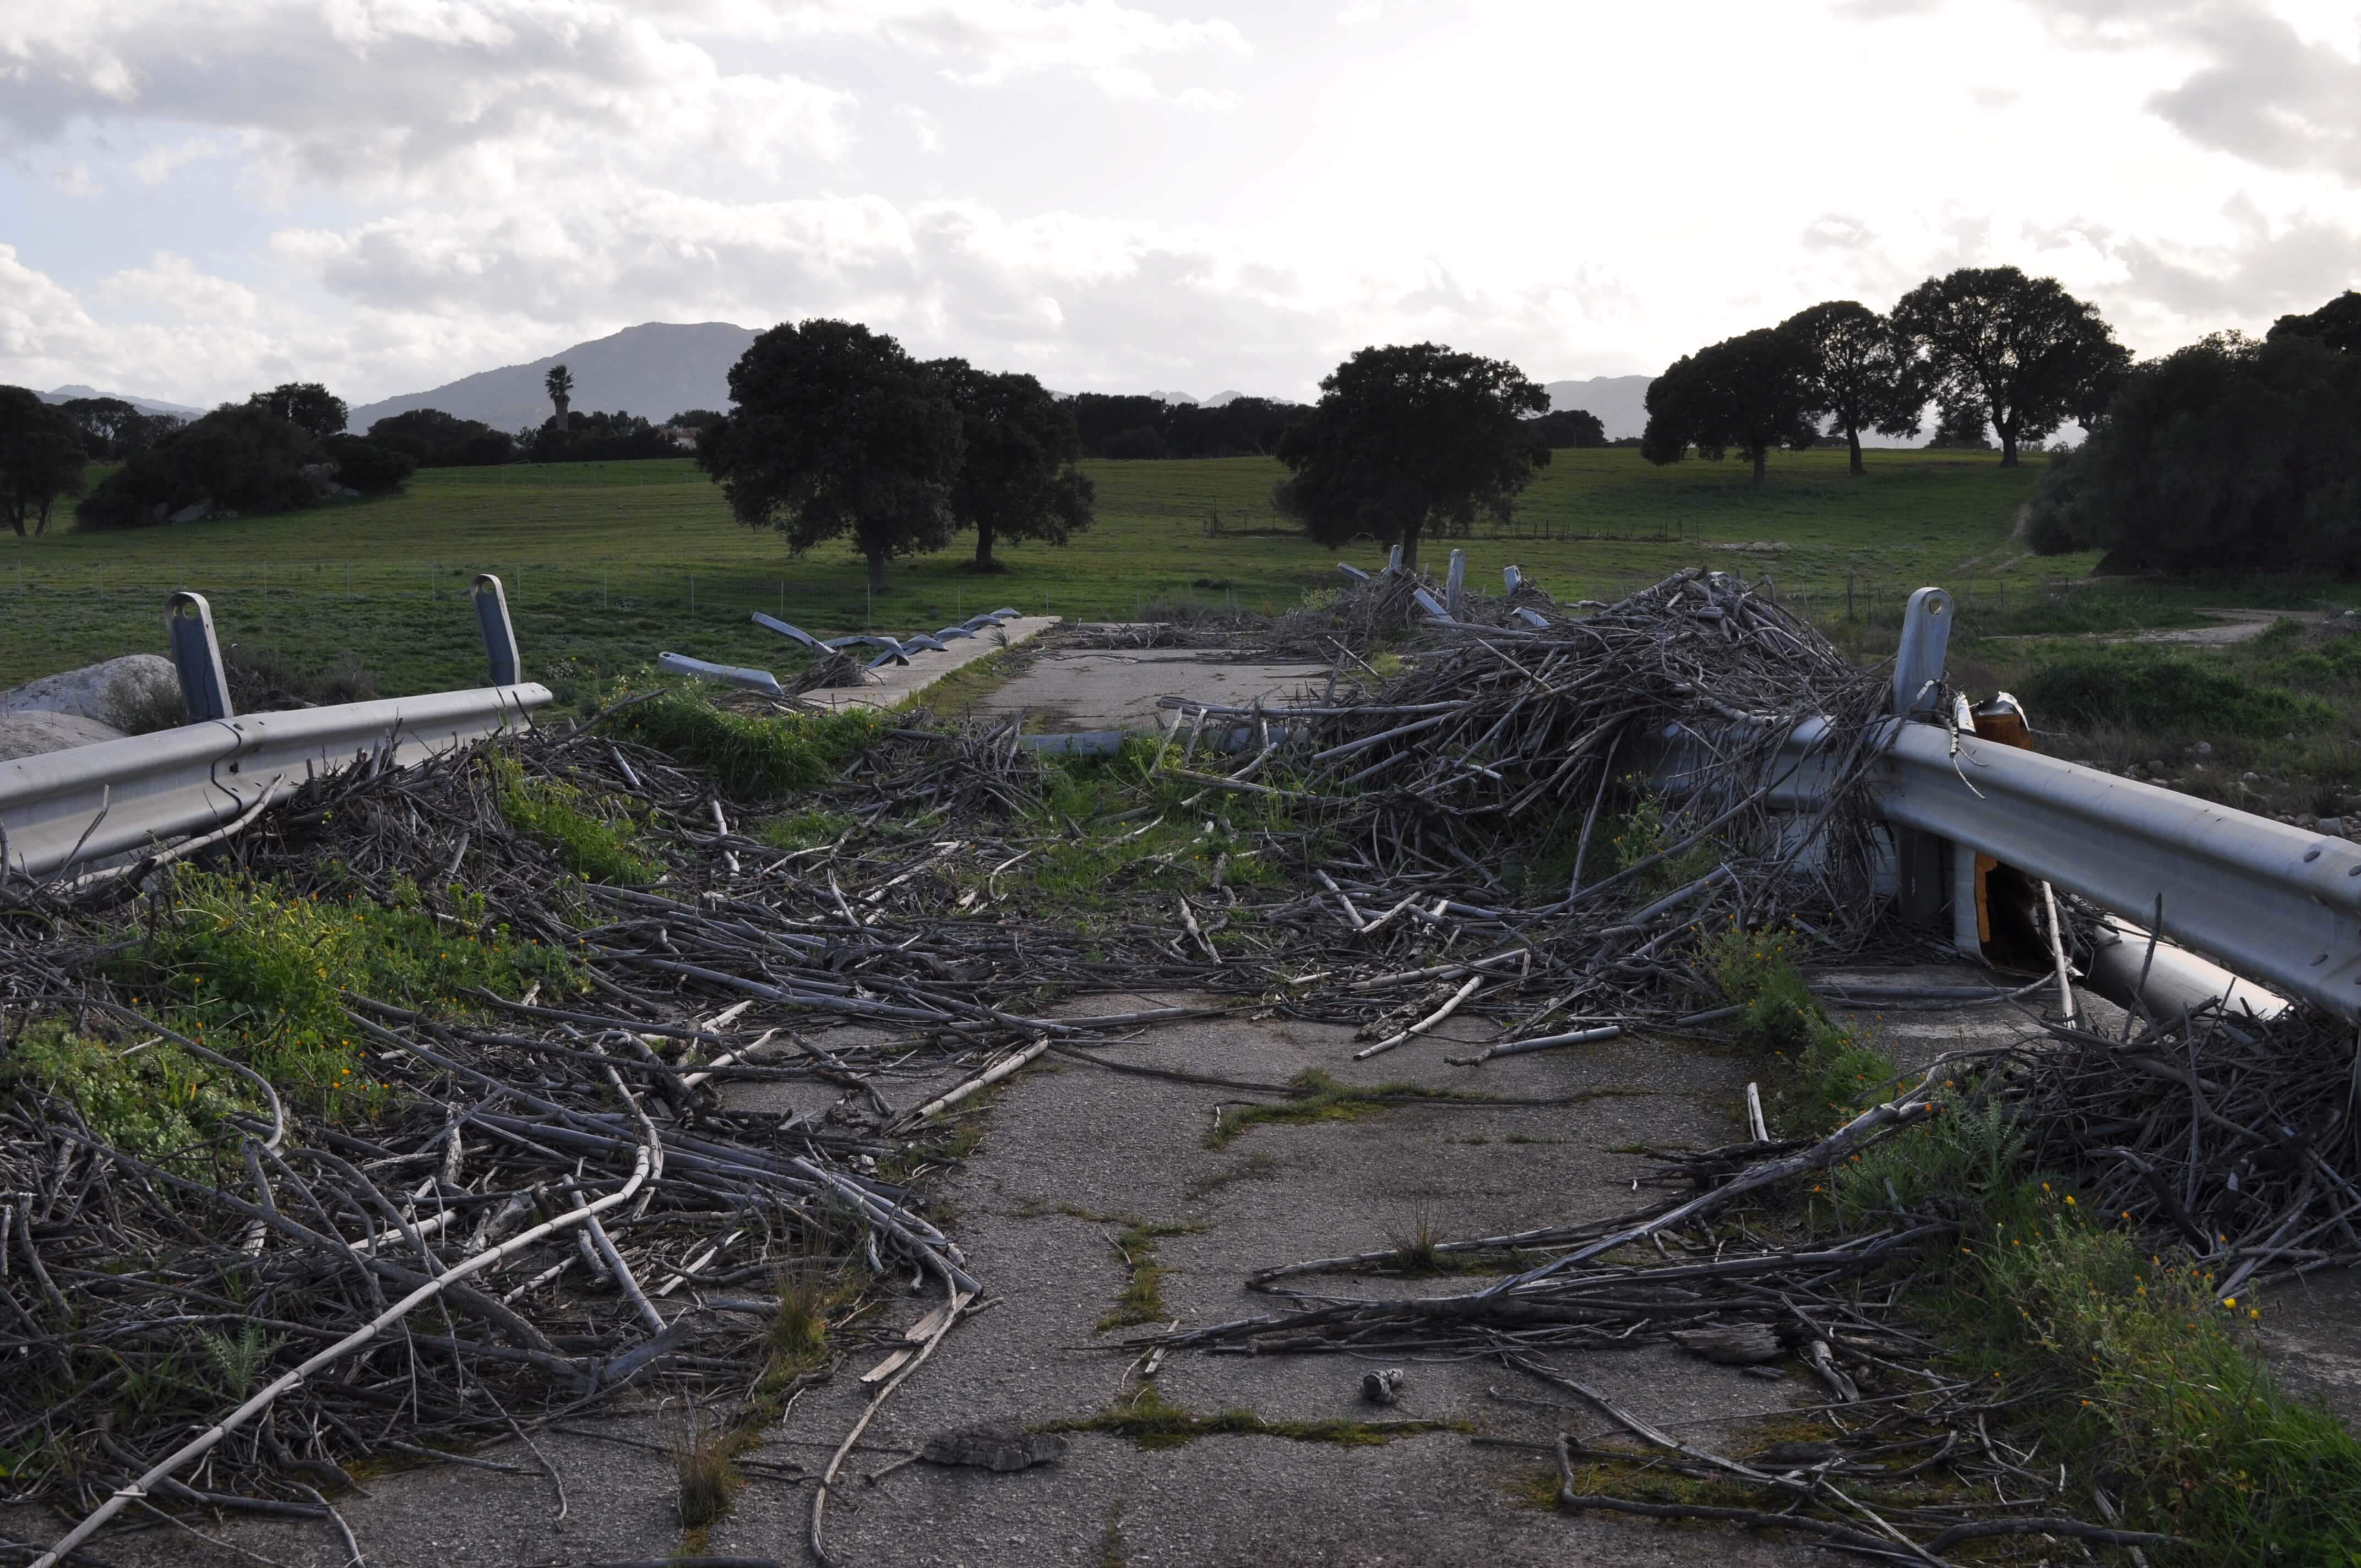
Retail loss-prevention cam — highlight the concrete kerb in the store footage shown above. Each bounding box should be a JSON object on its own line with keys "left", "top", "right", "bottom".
{"left": 797, "top": 616, "right": 1062, "bottom": 713}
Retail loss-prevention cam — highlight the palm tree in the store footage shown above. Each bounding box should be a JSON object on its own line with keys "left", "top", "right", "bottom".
{"left": 544, "top": 364, "right": 574, "bottom": 429}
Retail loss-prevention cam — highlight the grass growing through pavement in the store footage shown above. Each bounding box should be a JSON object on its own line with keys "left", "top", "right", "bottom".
{"left": 1204, "top": 1069, "right": 1502, "bottom": 1148}
{"left": 1098, "top": 1220, "right": 1204, "bottom": 1330}
{"left": 1044, "top": 1384, "right": 1468, "bottom": 1450}
{"left": 1706, "top": 931, "right": 2361, "bottom": 1564}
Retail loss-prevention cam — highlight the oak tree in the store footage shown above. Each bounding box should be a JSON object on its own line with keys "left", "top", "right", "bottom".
{"left": 698, "top": 320, "right": 965, "bottom": 594}
{"left": 928, "top": 359, "right": 1095, "bottom": 572}
{"left": 1890, "top": 267, "right": 2128, "bottom": 467}
{"left": 1641, "top": 328, "right": 1819, "bottom": 483}
{"left": 1275, "top": 342, "right": 1547, "bottom": 569}
{"left": 1777, "top": 301, "right": 1924, "bottom": 475}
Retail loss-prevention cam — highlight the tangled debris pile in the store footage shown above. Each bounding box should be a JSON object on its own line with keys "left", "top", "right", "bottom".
{"left": 4, "top": 560, "right": 2353, "bottom": 1564}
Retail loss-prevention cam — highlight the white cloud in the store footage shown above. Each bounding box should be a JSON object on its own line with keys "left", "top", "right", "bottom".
{"left": 0, "top": 1, "right": 858, "bottom": 189}
{"left": 896, "top": 104, "right": 943, "bottom": 154}
{"left": 100, "top": 252, "right": 262, "bottom": 322}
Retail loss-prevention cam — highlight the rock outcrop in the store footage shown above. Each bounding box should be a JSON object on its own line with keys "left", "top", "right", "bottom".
{"left": 0, "top": 654, "right": 182, "bottom": 733}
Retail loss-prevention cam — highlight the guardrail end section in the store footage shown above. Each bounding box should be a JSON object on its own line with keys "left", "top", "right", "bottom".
{"left": 474, "top": 574, "right": 522, "bottom": 687}
{"left": 1892, "top": 586, "right": 1954, "bottom": 719}
{"left": 166, "top": 590, "right": 234, "bottom": 723}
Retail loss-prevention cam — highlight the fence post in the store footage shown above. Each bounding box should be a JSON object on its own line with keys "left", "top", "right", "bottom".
{"left": 166, "top": 591, "right": 233, "bottom": 722}
{"left": 473, "top": 574, "right": 521, "bottom": 687}
{"left": 1445, "top": 549, "right": 1467, "bottom": 618}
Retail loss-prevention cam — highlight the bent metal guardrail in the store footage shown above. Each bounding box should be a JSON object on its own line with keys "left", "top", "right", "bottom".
{"left": 1, "top": 577, "right": 550, "bottom": 882}
{"left": 1874, "top": 721, "right": 2361, "bottom": 1019}
{"left": 1587, "top": 579, "right": 2354, "bottom": 1023}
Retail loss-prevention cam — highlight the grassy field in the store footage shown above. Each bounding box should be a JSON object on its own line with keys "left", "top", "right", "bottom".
{"left": 2, "top": 448, "right": 2349, "bottom": 699}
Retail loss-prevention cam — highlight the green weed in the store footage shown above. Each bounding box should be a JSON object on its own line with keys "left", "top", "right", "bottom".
{"left": 0, "top": 1018, "right": 249, "bottom": 1169}
{"left": 1706, "top": 925, "right": 1894, "bottom": 1131}
{"left": 608, "top": 688, "right": 882, "bottom": 799}
{"left": 1713, "top": 936, "right": 2361, "bottom": 1564}
{"left": 491, "top": 754, "right": 656, "bottom": 884}
{"left": 754, "top": 806, "right": 856, "bottom": 851}
{"left": 112, "top": 867, "right": 575, "bottom": 1114}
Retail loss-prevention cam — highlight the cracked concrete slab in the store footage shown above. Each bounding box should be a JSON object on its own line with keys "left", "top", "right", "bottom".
{"left": 971, "top": 651, "right": 1330, "bottom": 733}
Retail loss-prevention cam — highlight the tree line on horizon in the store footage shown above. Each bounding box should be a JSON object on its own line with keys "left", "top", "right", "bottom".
{"left": 2, "top": 270, "right": 2353, "bottom": 573}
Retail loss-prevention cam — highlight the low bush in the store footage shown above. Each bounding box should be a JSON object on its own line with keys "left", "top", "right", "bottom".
{"left": 2016, "top": 644, "right": 2335, "bottom": 739}
{"left": 77, "top": 404, "right": 324, "bottom": 529}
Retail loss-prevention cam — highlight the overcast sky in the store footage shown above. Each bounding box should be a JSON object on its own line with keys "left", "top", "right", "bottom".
{"left": 2, "top": 0, "right": 2357, "bottom": 408}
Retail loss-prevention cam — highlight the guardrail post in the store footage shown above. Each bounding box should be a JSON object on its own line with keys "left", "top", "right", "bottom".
{"left": 1892, "top": 586, "right": 1953, "bottom": 718}
{"left": 166, "top": 591, "right": 233, "bottom": 722}
{"left": 1890, "top": 586, "right": 1960, "bottom": 935}
{"left": 1445, "top": 549, "right": 1467, "bottom": 618}
{"left": 474, "top": 574, "right": 521, "bottom": 687}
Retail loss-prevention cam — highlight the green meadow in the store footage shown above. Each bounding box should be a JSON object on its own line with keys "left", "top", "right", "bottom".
{"left": 0, "top": 447, "right": 2315, "bottom": 698}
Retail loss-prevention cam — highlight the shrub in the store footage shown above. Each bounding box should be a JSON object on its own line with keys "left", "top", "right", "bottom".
{"left": 323, "top": 434, "right": 416, "bottom": 495}
{"left": 526, "top": 410, "right": 682, "bottom": 463}
{"left": 2016, "top": 644, "right": 2335, "bottom": 738}
{"left": 366, "top": 408, "right": 516, "bottom": 467}
{"left": 2022, "top": 330, "right": 2361, "bottom": 571}
{"left": 77, "top": 404, "right": 324, "bottom": 529}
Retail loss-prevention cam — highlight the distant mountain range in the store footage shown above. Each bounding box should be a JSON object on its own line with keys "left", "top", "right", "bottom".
{"left": 1543, "top": 375, "right": 1653, "bottom": 442}
{"left": 348, "top": 322, "right": 758, "bottom": 437}
{"left": 39, "top": 385, "right": 206, "bottom": 418}
{"left": 295, "top": 320, "right": 1663, "bottom": 445}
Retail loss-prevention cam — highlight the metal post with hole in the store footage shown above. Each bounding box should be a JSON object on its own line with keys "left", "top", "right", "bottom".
{"left": 166, "top": 591, "right": 233, "bottom": 723}
{"left": 473, "top": 574, "right": 522, "bottom": 687}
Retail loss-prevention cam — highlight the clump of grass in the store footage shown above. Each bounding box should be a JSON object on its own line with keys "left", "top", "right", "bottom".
{"left": 757, "top": 1266, "right": 851, "bottom": 1396}
{"left": 491, "top": 754, "right": 656, "bottom": 884}
{"left": 1, "top": 1017, "right": 250, "bottom": 1169}
{"left": 1098, "top": 1221, "right": 1201, "bottom": 1331}
{"left": 111, "top": 867, "right": 576, "bottom": 1115}
{"left": 1713, "top": 933, "right": 2361, "bottom": 1563}
{"left": 755, "top": 806, "right": 856, "bottom": 852}
{"left": 672, "top": 1409, "right": 741, "bottom": 1531}
{"left": 1183, "top": 1150, "right": 1283, "bottom": 1201}
{"left": 1204, "top": 1070, "right": 1501, "bottom": 1148}
{"left": 1388, "top": 1207, "right": 1442, "bottom": 1273}
{"left": 1706, "top": 925, "right": 1893, "bottom": 1131}
{"left": 1043, "top": 1384, "right": 1466, "bottom": 1451}
{"left": 609, "top": 688, "right": 880, "bottom": 798}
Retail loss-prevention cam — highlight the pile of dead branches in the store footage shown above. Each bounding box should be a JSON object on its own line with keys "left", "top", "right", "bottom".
{"left": 2020, "top": 1000, "right": 2361, "bottom": 1299}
